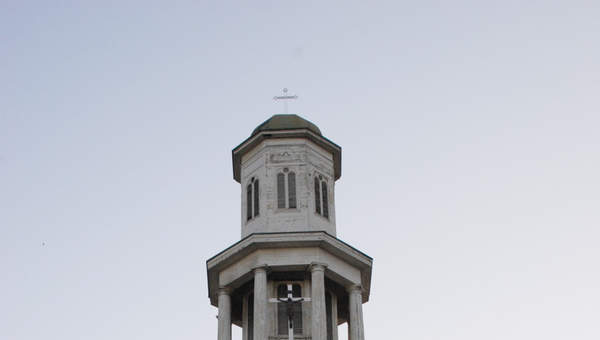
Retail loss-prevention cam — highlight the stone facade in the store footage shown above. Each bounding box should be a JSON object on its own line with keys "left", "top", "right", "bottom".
{"left": 207, "top": 115, "right": 371, "bottom": 340}
{"left": 240, "top": 138, "right": 337, "bottom": 238}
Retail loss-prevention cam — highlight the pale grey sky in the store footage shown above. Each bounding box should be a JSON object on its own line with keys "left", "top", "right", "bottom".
{"left": 1, "top": 1, "right": 599, "bottom": 340}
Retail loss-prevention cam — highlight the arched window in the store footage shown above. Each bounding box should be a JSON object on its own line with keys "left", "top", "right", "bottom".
{"left": 314, "top": 175, "right": 329, "bottom": 219}
{"left": 247, "top": 183, "right": 252, "bottom": 221}
{"left": 247, "top": 177, "right": 259, "bottom": 221}
{"left": 254, "top": 179, "right": 259, "bottom": 216}
{"left": 276, "top": 168, "right": 297, "bottom": 209}
{"left": 314, "top": 178, "right": 321, "bottom": 215}
{"left": 321, "top": 181, "right": 328, "bottom": 218}
{"left": 277, "top": 283, "right": 303, "bottom": 335}
{"left": 288, "top": 172, "right": 296, "bottom": 209}
{"left": 277, "top": 173, "right": 285, "bottom": 209}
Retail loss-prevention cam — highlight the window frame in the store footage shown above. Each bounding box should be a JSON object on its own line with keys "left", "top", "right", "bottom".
{"left": 314, "top": 173, "right": 329, "bottom": 219}
{"left": 276, "top": 169, "right": 297, "bottom": 210}
{"left": 246, "top": 177, "right": 259, "bottom": 221}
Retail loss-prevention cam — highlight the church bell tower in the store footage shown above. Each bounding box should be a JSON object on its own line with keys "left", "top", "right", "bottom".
{"left": 207, "top": 114, "right": 372, "bottom": 340}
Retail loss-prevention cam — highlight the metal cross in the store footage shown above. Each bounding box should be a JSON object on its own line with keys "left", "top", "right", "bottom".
{"left": 273, "top": 88, "right": 298, "bottom": 114}
{"left": 268, "top": 284, "right": 311, "bottom": 340}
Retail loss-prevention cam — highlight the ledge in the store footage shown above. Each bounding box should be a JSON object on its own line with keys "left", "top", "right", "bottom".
{"left": 206, "top": 231, "right": 372, "bottom": 306}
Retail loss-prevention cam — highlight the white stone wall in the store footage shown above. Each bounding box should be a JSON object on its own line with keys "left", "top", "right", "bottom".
{"left": 240, "top": 138, "right": 337, "bottom": 238}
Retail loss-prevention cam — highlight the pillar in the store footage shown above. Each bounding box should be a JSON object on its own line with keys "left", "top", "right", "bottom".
{"left": 253, "top": 266, "right": 268, "bottom": 340}
{"left": 311, "top": 263, "right": 327, "bottom": 340}
{"left": 347, "top": 285, "right": 364, "bottom": 340}
{"left": 217, "top": 288, "right": 232, "bottom": 340}
{"left": 331, "top": 294, "right": 339, "bottom": 340}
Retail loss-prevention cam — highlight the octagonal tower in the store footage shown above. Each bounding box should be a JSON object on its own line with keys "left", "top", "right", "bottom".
{"left": 207, "top": 115, "right": 372, "bottom": 340}
{"left": 232, "top": 115, "right": 341, "bottom": 238}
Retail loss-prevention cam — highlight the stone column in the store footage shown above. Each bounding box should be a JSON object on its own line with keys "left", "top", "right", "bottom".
{"left": 347, "top": 285, "right": 365, "bottom": 340}
{"left": 311, "top": 263, "right": 327, "bottom": 340}
{"left": 217, "top": 288, "right": 232, "bottom": 340}
{"left": 253, "top": 266, "right": 268, "bottom": 340}
{"left": 331, "top": 294, "right": 339, "bottom": 340}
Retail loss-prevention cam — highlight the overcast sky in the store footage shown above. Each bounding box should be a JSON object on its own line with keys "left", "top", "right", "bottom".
{"left": 2, "top": 1, "right": 599, "bottom": 340}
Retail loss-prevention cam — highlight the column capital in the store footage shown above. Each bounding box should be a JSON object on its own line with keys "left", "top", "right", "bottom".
{"left": 252, "top": 264, "right": 269, "bottom": 274}
{"left": 309, "top": 262, "right": 327, "bottom": 272}
{"left": 346, "top": 284, "right": 362, "bottom": 294}
{"left": 218, "top": 287, "right": 232, "bottom": 296}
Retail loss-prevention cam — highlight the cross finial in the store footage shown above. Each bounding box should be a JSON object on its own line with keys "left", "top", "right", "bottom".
{"left": 273, "top": 88, "right": 298, "bottom": 114}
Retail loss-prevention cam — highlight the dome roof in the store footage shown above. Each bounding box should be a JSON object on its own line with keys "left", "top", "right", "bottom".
{"left": 251, "top": 114, "right": 321, "bottom": 136}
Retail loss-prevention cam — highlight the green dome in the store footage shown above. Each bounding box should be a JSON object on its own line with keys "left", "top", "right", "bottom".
{"left": 251, "top": 114, "right": 321, "bottom": 136}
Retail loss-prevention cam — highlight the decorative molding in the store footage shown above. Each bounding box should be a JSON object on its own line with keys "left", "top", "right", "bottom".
{"left": 309, "top": 262, "right": 327, "bottom": 272}
{"left": 218, "top": 287, "right": 232, "bottom": 296}
{"left": 346, "top": 284, "right": 362, "bottom": 294}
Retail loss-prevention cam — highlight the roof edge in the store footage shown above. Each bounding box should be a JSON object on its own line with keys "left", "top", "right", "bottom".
{"left": 231, "top": 129, "right": 342, "bottom": 183}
